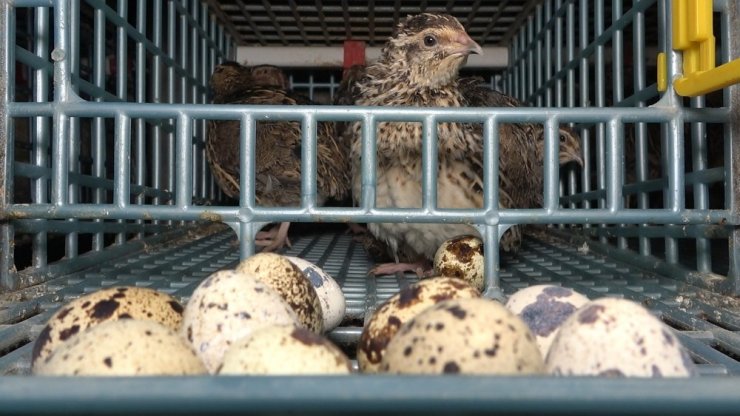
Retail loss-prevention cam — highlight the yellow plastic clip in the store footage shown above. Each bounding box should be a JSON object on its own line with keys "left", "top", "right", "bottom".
{"left": 671, "top": 0, "right": 740, "bottom": 96}
{"left": 657, "top": 53, "right": 667, "bottom": 92}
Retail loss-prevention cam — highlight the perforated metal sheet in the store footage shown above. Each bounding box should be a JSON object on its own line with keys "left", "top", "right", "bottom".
{"left": 1, "top": 224, "right": 738, "bottom": 376}
{"left": 205, "top": 0, "right": 538, "bottom": 47}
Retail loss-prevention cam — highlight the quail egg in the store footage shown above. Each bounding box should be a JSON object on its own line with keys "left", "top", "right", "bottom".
{"left": 31, "top": 286, "right": 184, "bottom": 370}
{"left": 218, "top": 324, "right": 352, "bottom": 375}
{"left": 237, "top": 253, "right": 323, "bottom": 333}
{"left": 357, "top": 276, "right": 480, "bottom": 373}
{"left": 505, "top": 285, "right": 589, "bottom": 356}
{"left": 433, "top": 236, "right": 484, "bottom": 292}
{"left": 181, "top": 269, "right": 299, "bottom": 373}
{"left": 284, "top": 256, "right": 345, "bottom": 332}
{"left": 34, "top": 319, "right": 206, "bottom": 376}
{"left": 546, "top": 297, "right": 698, "bottom": 377}
{"left": 381, "top": 298, "right": 544, "bottom": 375}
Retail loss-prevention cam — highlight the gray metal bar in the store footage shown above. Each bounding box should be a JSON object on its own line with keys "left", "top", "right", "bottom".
{"left": 360, "top": 115, "right": 377, "bottom": 211}
{"left": 421, "top": 116, "right": 438, "bottom": 211}
{"left": 51, "top": 0, "right": 70, "bottom": 208}
{"left": 0, "top": 0, "right": 16, "bottom": 290}
{"left": 114, "top": 114, "right": 131, "bottom": 209}
{"left": 14, "top": 162, "right": 173, "bottom": 200}
{"left": 534, "top": 3, "right": 543, "bottom": 106}
{"left": 65, "top": 0, "right": 80, "bottom": 259}
{"left": 2, "top": 203, "right": 732, "bottom": 226}
{"left": 526, "top": 14, "right": 535, "bottom": 103}
{"left": 481, "top": 117, "right": 501, "bottom": 297}
{"left": 301, "top": 114, "right": 318, "bottom": 209}
{"left": 553, "top": 0, "right": 563, "bottom": 107}
{"left": 166, "top": 0, "right": 176, "bottom": 223}
{"left": 135, "top": 0, "right": 147, "bottom": 238}
{"left": 32, "top": 5, "right": 50, "bottom": 266}
{"left": 151, "top": 0, "right": 163, "bottom": 211}
{"left": 8, "top": 102, "right": 731, "bottom": 124}
{"left": 579, "top": 0, "right": 591, "bottom": 214}
{"left": 543, "top": 1, "right": 552, "bottom": 106}
{"left": 612, "top": 0, "right": 627, "bottom": 250}
{"left": 92, "top": 4, "right": 106, "bottom": 251}
{"left": 179, "top": 0, "right": 188, "bottom": 105}
{"left": 115, "top": 0, "right": 128, "bottom": 244}
{"left": 543, "top": 119, "right": 560, "bottom": 210}
{"left": 633, "top": 5, "right": 651, "bottom": 256}
{"left": 176, "top": 114, "right": 193, "bottom": 208}
{"left": 691, "top": 96, "right": 711, "bottom": 272}
{"left": 239, "top": 113, "right": 256, "bottom": 256}
{"left": 606, "top": 119, "right": 624, "bottom": 212}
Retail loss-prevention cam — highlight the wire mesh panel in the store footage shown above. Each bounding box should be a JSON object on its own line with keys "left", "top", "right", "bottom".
{"left": 1, "top": 0, "right": 740, "bottom": 412}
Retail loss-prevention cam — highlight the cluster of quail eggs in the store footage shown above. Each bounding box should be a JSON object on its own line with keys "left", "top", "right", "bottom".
{"left": 31, "top": 234, "right": 698, "bottom": 379}
{"left": 32, "top": 253, "right": 348, "bottom": 376}
{"left": 358, "top": 235, "right": 698, "bottom": 378}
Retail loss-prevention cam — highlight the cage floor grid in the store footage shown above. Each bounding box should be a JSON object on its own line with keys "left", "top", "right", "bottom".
{"left": 1, "top": 223, "right": 739, "bottom": 378}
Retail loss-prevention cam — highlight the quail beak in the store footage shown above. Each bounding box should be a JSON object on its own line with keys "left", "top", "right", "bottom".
{"left": 451, "top": 32, "right": 483, "bottom": 56}
{"left": 560, "top": 152, "right": 584, "bottom": 168}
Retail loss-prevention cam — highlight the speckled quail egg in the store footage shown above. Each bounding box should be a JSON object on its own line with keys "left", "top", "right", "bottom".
{"left": 546, "top": 297, "right": 697, "bottom": 377}
{"left": 284, "top": 256, "right": 345, "bottom": 332}
{"left": 505, "top": 285, "right": 589, "bottom": 356}
{"left": 31, "top": 286, "right": 184, "bottom": 370}
{"left": 181, "top": 269, "right": 299, "bottom": 373}
{"left": 357, "top": 277, "right": 481, "bottom": 373}
{"left": 433, "top": 236, "right": 484, "bottom": 292}
{"left": 237, "top": 253, "right": 323, "bottom": 333}
{"left": 218, "top": 324, "right": 352, "bottom": 375}
{"left": 34, "top": 319, "right": 206, "bottom": 376}
{"left": 381, "top": 298, "right": 544, "bottom": 374}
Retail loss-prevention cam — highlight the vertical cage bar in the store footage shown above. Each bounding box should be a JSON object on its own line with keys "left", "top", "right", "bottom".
{"left": 0, "top": 1, "right": 16, "bottom": 289}
{"left": 239, "top": 113, "right": 256, "bottom": 257}
{"left": 179, "top": 0, "right": 189, "bottom": 105}
{"left": 690, "top": 96, "right": 711, "bottom": 272}
{"left": 301, "top": 114, "right": 318, "bottom": 209}
{"left": 543, "top": 1, "right": 552, "bottom": 106}
{"left": 535, "top": 3, "right": 544, "bottom": 106}
{"left": 151, "top": 0, "right": 163, "bottom": 211}
{"left": 565, "top": 0, "right": 578, "bottom": 210}
{"left": 92, "top": 4, "right": 106, "bottom": 251}
{"left": 190, "top": 0, "right": 199, "bottom": 200}
{"left": 200, "top": 2, "right": 209, "bottom": 200}
{"left": 167, "top": 0, "right": 176, "bottom": 223}
{"left": 543, "top": 119, "right": 560, "bottom": 211}
{"left": 579, "top": 0, "right": 591, "bottom": 213}
{"left": 612, "top": 0, "right": 627, "bottom": 250}
{"left": 65, "top": 0, "right": 80, "bottom": 258}
{"left": 135, "top": 0, "right": 147, "bottom": 237}
{"left": 115, "top": 0, "right": 128, "bottom": 243}
{"left": 421, "top": 116, "right": 439, "bottom": 211}
{"left": 361, "top": 116, "right": 378, "bottom": 211}
{"left": 482, "top": 110, "right": 501, "bottom": 298}
{"left": 32, "top": 5, "right": 50, "bottom": 266}
{"left": 594, "top": 0, "right": 607, "bottom": 243}
{"left": 518, "top": 29, "right": 526, "bottom": 100}
{"left": 554, "top": 0, "right": 563, "bottom": 107}
{"left": 527, "top": 15, "right": 536, "bottom": 104}
{"left": 51, "top": 0, "right": 71, "bottom": 208}
{"left": 606, "top": 118, "right": 624, "bottom": 212}
{"left": 114, "top": 114, "right": 132, "bottom": 209}
{"left": 633, "top": 6, "right": 651, "bottom": 256}
{"left": 661, "top": 0, "right": 683, "bottom": 265}
{"left": 176, "top": 113, "right": 193, "bottom": 208}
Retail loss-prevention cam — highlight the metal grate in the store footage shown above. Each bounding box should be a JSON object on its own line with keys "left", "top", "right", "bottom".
{"left": 1, "top": 224, "right": 738, "bottom": 377}
{"left": 204, "top": 0, "right": 537, "bottom": 47}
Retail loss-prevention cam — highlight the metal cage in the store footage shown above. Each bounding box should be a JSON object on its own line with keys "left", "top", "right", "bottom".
{"left": 1, "top": 0, "right": 739, "bottom": 413}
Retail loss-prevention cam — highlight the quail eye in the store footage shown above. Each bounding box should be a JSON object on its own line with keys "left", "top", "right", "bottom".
{"left": 559, "top": 134, "right": 567, "bottom": 143}
{"left": 423, "top": 35, "right": 437, "bottom": 47}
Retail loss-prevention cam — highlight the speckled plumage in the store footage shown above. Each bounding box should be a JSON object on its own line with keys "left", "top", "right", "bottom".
{"left": 348, "top": 14, "right": 521, "bottom": 264}
{"left": 206, "top": 61, "right": 349, "bottom": 250}
{"left": 460, "top": 76, "right": 583, "bottom": 209}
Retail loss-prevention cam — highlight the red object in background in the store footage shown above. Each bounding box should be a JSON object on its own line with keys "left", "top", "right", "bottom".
{"left": 342, "top": 40, "right": 365, "bottom": 77}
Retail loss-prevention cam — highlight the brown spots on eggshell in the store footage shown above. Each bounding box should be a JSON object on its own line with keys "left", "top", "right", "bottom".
{"left": 356, "top": 277, "right": 480, "bottom": 373}
{"left": 236, "top": 253, "right": 323, "bottom": 333}
{"left": 31, "top": 286, "right": 185, "bottom": 371}
{"left": 545, "top": 298, "right": 697, "bottom": 378}
{"left": 382, "top": 298, "right": 543, "bottom": 375}
{"left": 433, "top": 236, "right": 485, "bottom": 292}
